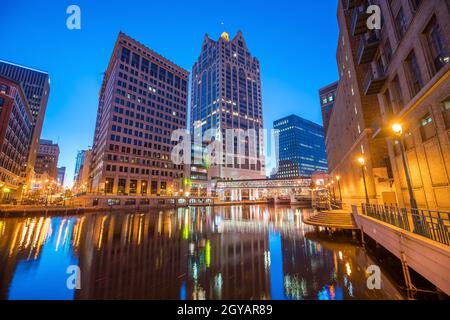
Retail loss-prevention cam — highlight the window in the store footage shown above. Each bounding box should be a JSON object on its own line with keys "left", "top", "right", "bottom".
{"left": 118, "top": 178, "right": 126, "bottom": 194}
{"left": 419, "top": 113, "right": 436, "bottom": 141}
{"left": 391, "top": 75, "right": 404, "bottom": 111}
{"left": 424, "top": 17, "right": 449, "bottom": 74}
{"left": 405, "top": 51, "right": 424, "bottom": 97}
{"left": 410, "top": 0, "right": 422, "bottom": 12}
{"left": 105, "top": 178, "right": 114, "bottom": 193}
{"left": 395, "top": 8, "right": 408, "bottom": 38}
{"left": 442, "top": 97, "right": 450, "bottom": 129}
{"left": 0, "top": 97, "right": 4, "bottom": 107}
{"left": 129, "top": 179, "right": 137, "bottom": 194}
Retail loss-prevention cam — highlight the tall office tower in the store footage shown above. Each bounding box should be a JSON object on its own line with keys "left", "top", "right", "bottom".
{"left": 34, "top": 139, "right": 59, "bottom": 181}
{"left": 0, "top": 60, "right": 50, "bottom": 182}
{"left": 0, "top": 76, "right": 34, "bottom": 200}
{"left": 273, "top": 115, "right": 328, "bottom": 178}
{"left": 191, "top": 31, "right": 265, "bottom": 180}
{"left": 90, "top": 32, "right": 188, "bottom": 196}
{"left": 318, "top": 81, "right": 338, "bottom": 136}
{"left": 74, "top": 150, "right": 86, "bottom": 182}
{"left": 57, "top": 166, "right": 66, "bottom": 186}
{"left": 74, "top": 149, "right": 92, "bottom": 193}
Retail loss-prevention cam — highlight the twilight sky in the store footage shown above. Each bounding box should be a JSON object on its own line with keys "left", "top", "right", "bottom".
{"left": 0, "top": 0, "right": 339, "bottom": 186}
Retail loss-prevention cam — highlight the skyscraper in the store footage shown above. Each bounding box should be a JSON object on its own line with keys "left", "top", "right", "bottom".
{"left": 90, "top": 32, "right": 188, "bottom": 196}
{"left": 0, "top": 60, "right": 50, "bottom": 183}
{"left": 273, "top": 115, "right": 328, "bottom": 178}
{"left": 0, "top": 76, "right": 34, "bottom": 200}
{"left": 34, "top": 139, "right": 60, "bottom": 181}
{"left": 74, "top": 150, "right": 86, "bottom": 182}
{"left": 318, "top": 81, "right": 338, "bottom": 136}
{"left": 57, "top": 166, "right": 66, "bottom": 186}
{"left": 191, "top": 31, "right": 265, "bottom": 180}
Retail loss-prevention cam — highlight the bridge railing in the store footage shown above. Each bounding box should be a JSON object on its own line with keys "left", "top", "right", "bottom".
{"left": 361, "top": 203, "right": 450, "bottom": 246}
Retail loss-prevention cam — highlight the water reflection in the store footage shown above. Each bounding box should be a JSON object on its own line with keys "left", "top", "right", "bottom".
{"left": 0, "top": 206, "right": 404, "bottom": 300}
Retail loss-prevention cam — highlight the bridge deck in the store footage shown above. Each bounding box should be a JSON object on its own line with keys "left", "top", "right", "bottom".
{"left": 303, "top": 209, "right": 359, "bottom": 230}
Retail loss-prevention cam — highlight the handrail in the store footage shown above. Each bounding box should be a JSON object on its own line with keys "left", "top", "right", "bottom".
{"left": 361, "top": 203, "right": 450, "bottom": 245}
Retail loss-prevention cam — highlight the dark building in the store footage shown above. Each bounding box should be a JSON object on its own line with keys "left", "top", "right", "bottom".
{"left": 273, "top": 115, "right": 328, "bottom": 178}
{"left": 90, "top": 32, "right": 188, "bottom": 195}
{"left": 0, "top": 60, "right": 50, "bottom": 183}
{"left": 319, "top": 81, "right": 338, "bottom": 136}
{"left": 0, "top": 76, "right": 33, "bottom": 200}
{"left": 191, "top": 31, "right": 265, "bottom": 180}
{"left": 35, "top": 139, "right": 59, "bottom": 181}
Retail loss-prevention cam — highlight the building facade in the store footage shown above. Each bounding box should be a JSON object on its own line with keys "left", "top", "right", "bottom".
{"left": 74, "top": 150, "right": 86, "bottom": 183}
{"left": 327, "top": 0, "right": 450, "bottom": 210}
{"left": 190, "top": 31, "right": 265, "bottom": 180}
{"left": 34, "top": 139, "right": 59, "bottom": 181}
{"left": 90, "top": 32, "right": 188, "bottom": 196}
{"left": 273, "top": 115, "right": 328, "bottom": 178}
{"left": 74, "top": 149, "right": 92, "bottom": 193}
{"left": 0, "top": 60, "right": 50, "bottom": 184}
{"left": 0, "top": 77, "right": 33, "bottom": 200}
{"left": 57, "top": 166, "right": 66, "bottom": 186}
{"left": 319, "top": 81, "right": 339, "bottom": 136}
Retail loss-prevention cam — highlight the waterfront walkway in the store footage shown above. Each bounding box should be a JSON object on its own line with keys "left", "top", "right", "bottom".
{"left": 303, "top": 209, "right": 358, "bottom": 230}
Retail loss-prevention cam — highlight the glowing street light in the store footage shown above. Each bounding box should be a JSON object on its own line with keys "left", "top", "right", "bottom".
{"left": 357, "top": 156, "right": 369, "bottom": 204}
{"left": 391, "top": 123, "right": 418, "bottom": 210}
{"left": 335, "top": 175, "right": 342, "bottom": 203}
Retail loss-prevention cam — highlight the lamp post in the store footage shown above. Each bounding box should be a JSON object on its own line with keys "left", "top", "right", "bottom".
{"left": 392, "top": 123, "right": 418, "bottom": 210}
{"left": 358, "top": 156, "right": 370, "bottom": 204}
{"left": 336, "top": 175, "right": 342, "bottom": 203}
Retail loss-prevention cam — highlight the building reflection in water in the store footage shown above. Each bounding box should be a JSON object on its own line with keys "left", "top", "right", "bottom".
{"left": 0, "top": 205, "right": 404, "bottom": 300}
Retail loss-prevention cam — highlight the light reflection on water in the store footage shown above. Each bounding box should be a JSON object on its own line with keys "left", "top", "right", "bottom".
{"left": 0, "top": 205, "right": 404, "bottom": 300}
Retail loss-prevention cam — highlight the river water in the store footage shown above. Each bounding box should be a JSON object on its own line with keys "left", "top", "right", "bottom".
{"left": 0, "top": 205, "right": 404, "bottom": 300}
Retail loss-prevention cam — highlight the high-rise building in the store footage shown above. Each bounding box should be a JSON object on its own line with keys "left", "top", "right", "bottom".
{"left": 319, "top": 81, "right": 338, "bottom": 136}
{"left": 273, "top": 115, "right": 328, "bottom": 178}
{"left": 74, "top": 150, "right": 86, "bottom": 182}
{"left": 327, "top": 0, "right": 449, "bottom": 210}
{"left": 57, "top": 166, "right": 66, "bottom": 186}
{"left": 34, "top": 139, "right": 59, "bottom": 181}
{"left": 0, "top": 76, "right": 33, "bottom": 200}
{"left": 74, "top": 149, "right": 92, "bottom": 193}
{"left": 0, "top": 60, "right": 50, "bottom": 183}
{"left": 191, "top": 31, "right": 265, "bottom": 180}
{"left": 90, "top": 32, "right": 188, "bottom": 196}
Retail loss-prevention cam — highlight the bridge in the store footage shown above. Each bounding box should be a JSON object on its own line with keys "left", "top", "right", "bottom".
{"left": 215, "top": 177, "right": 312, "bottom": 204}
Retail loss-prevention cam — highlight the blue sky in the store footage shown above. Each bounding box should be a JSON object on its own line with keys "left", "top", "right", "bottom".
{"left": 0, "top": 0, "right": 339, "bottom": 186}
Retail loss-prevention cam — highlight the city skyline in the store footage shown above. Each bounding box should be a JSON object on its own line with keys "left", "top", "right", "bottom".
{"left": 0, "top": 0, "right": 339, "bottom": 186}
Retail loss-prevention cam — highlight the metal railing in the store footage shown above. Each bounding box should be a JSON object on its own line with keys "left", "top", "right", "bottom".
{"left": 362, "top": 203, "right": 450, "bottom": 245}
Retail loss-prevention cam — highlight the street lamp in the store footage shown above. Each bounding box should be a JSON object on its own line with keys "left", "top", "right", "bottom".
{"left": 358, "top": 156, "right": 370, "bottom": 204}
{"left": 336, "top": 175, "right": 342, "bottom": 203}
{"left": 392, "top": 123, "right": 418, "bottom": 210}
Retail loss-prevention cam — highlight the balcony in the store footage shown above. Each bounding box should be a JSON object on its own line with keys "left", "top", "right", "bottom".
{"left": 345, "top": 0, "right": 363, "bottom": 10}
{"left": 352, "top": 4, "right": 370, "bottom": 36}
{"left": 364, "top": 65, "right": 387, "bottom": 95}
{"left": 357, "top": 31, "right": 381, "bottom": 64}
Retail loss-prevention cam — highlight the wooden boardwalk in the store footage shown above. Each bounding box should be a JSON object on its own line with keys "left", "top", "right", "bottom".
{"left": 303, "top": 209, "right": 359, "bottom": 230}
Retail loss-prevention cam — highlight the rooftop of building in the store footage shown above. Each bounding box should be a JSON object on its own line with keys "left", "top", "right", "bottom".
{"left": 319, "top": 81, "right": 339, "bottom": 95}
{"left": 117, "top": 31, "right": 189, "bottom": 77}
{"left": 0, "top": 59, "right": 49, "bottom": 75}
{"left": 273, "top": 114, "right": 324, "bottom": 129}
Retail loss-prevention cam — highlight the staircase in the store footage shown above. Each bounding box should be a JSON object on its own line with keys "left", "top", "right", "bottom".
{"left": 303, "top": 209, "right": 358, "bottom": 230}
